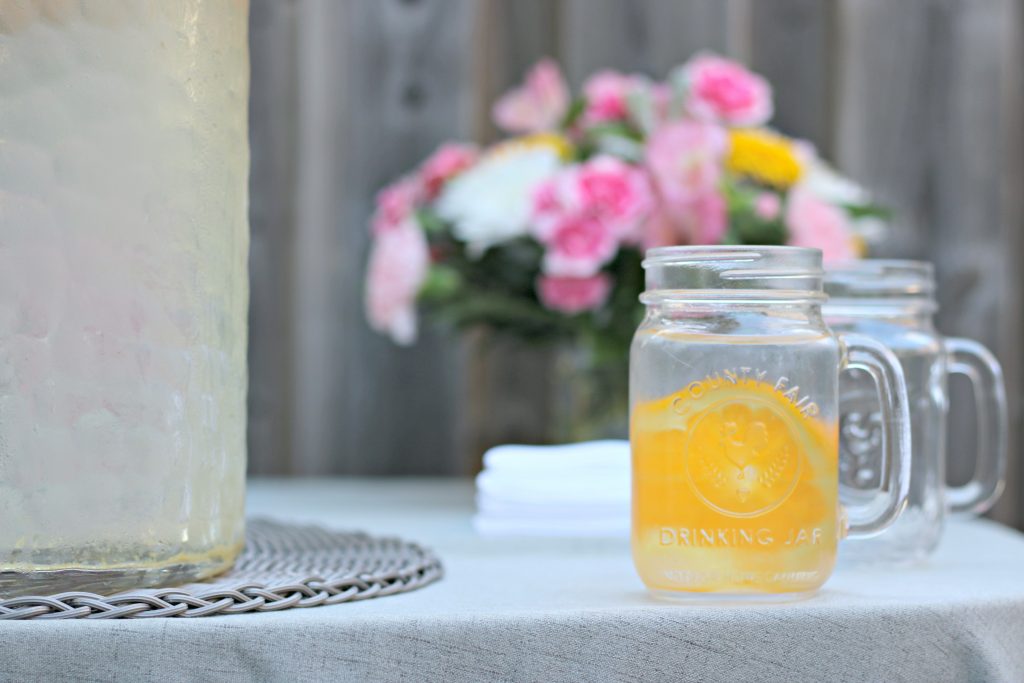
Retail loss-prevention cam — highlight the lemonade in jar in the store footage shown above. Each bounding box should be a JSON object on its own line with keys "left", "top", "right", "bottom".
{"left": 630, "top": 247, "right": 911, "bottom": 598}
{"left": 0, "top": 1, "right": 249, "bottom": 595}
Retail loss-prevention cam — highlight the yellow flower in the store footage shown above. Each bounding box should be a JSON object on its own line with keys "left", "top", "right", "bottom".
{"left": 850, "top": 233, "right": 868, "bottom": 258}
{"left": 726, "top": 129, "right": 803, "bottom": 188}
{"left": 492, "top": 133, "right": 574, "bottom": 161}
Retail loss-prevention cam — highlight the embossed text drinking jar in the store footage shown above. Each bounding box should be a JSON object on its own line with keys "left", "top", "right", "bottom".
{"left": 630, "top": 246, "right": 912, "bottom": 598}
{"left": 825, "top": 260, "right": 1008, "bottom": 566}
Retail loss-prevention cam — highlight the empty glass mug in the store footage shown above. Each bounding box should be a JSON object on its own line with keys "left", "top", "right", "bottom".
{"left": 825, "top": 261, "right": 1008, "bottom": 565}
{"left": 630, "top": 246, "right": 911, "bottom": 598}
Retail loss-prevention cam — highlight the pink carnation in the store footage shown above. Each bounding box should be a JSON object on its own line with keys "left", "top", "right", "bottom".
{"left": 371, "top": 175, "right": 422, "bottom": 235}
{"left": 493, "top": 58, "right": 570, "bottom": 133}
{"left": 364, "top": 219, "right": 430, "bottom": 345}
{"left": 642, "top": 204, "right": 680, "bottom": 250}
{"left": 643, "top": 192, "right": 727, "bottom": 249}
{"left": 537, "top": 274, "right": 612, "bottom": 314}
{"left": 531, "top": 173, "right": 575, "bottom": 238}
{"left": 683, "top": 52, "right": 772, "bottom": 127}
{"left": 643, "top": 120, "right": 728, "bottom": 246}
{"left": 683, "top": 191, "right": 728, "bottom": 245}
{"left": 645, "top": 120, "right": 727, "bottom": 207}
{"left": 574, "top": 156, "right": 653, "bottom": 241}
{"left": 786, "top": 185, "right": 856, "bottom": 263}
{"left": 532, "top": 179, "right": 565, "bottom": 222}
{"left": 539, "top": 212, "right": 619, "bottom": 278}
{"left": 531, "top": 157, "right": 653, "bottom": 275}
{"left": 582, "top": 70, "right": 637, "bottom": 124}
{"left": 419, "top": 143, "right": 478, "bottom": 199}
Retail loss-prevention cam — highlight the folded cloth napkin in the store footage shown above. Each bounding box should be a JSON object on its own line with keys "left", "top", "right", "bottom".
{"left": 473, "top": 440, "right": 630, "bottom": 538}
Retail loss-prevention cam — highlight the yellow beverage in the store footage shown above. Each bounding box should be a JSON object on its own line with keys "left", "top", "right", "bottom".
{"left": 631, "top": 375, "right": 839, "bottom": 596}
{"left": 0, "top": 1, "right": 249, "bottom": 596}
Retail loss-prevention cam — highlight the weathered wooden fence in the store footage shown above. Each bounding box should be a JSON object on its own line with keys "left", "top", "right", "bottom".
{"left": 246, "top": 0, "right": 1024, "bottom": 526}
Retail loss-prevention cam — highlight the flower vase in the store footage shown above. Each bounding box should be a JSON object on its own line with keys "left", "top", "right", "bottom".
{"left": 466, "top": 330, "right": 629, "bottom": 468}
{"left": 550, "top": 343, "right": 630, "bottom": 443}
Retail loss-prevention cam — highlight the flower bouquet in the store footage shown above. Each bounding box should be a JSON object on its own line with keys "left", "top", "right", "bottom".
{"left": 364, "top": 53, "right": 886, "bottom": 437}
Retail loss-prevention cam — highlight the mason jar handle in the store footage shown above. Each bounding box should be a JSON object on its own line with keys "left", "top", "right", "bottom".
{"left": 839, "top": 333, "right": 912, "bottom": 537}
{"left": 944, "top": 337, "right": 1008, "bottom": 515}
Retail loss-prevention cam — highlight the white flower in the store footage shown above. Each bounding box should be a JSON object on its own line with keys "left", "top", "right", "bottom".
{"left": 802, "top": 160, "right": 869, "bottom": 206}
{"left": 796, "top": 144, "right": 887, "bottom": 244}
{"left": 436, "top": 141, "right": 562, "bottom": 255}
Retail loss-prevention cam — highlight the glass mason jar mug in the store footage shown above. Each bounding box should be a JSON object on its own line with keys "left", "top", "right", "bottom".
{"left": 825, "top": 261, "right": 1008, "bottom": 565}
{"left": 0, "top": 2, "right": 250, "bottom": 595}
{"left": 630, "top": 247, "right": 912, "bottom": 598}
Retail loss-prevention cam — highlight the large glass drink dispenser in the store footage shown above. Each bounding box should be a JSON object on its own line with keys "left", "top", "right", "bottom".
{"left": 0, "top": 1, "right": 249, "bottom": 595}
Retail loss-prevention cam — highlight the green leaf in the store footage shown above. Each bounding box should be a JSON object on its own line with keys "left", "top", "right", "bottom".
{"left": 415, "top": 208, "right": 448, "bottom": 235}
{"left": 725, "top": 184, "right": 787, "bottom": 246}
{"left": 842, "top": 203, "right": 892, "bottom": 220}
{"left": 737, "top": 218, "right": 786, "bottom": 245}
{"left": 581, "top": 121, "right": 646, "bottom": 162}
{"left": 586, "top": 121, "right": 643, "bottom": 142}
{"left": 561, "top": 97, "right": 587, "bottom": 129}
{"left": 427, "top": 289, "right": 573, "bottom": 340}
{"left": 419, "top": 264, "right": 462, "bottom": 301}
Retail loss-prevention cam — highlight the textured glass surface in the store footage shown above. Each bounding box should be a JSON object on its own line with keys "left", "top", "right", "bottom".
{"left": 0, "top": 1, "right": 249, "bottom": 593}
{"left": 631, "top": 308, "right": 842, "bottom": 595}
{"left": 829, "top": 314, "right": 947, "bottom": 566}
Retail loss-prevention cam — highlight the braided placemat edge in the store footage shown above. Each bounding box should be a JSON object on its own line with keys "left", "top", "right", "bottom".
{"left": 0, "top": 520, "right": 444, "bottom": 620}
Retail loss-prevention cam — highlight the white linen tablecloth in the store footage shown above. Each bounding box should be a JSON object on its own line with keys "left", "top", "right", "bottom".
{"left": 1, "top": 478, "right": 1023, "bottom": 682}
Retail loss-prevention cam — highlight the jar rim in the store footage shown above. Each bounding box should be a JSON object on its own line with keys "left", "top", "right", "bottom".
{"left": 642, "top": 246, "right": 824, "bottom": 298}
{"left": 641, "top": 289, "right": 828, "bottom": 305}
{"left": 643, "top": 245, "right": 822, "bottom": 267}
{"left": 826, "top": 258, "right": 933, "bottom": 278}
{"left": 824, "top": 259, "right": 935, "bottom": 299}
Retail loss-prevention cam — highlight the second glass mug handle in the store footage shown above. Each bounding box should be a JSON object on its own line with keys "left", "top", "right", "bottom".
{"left": 944, "top": 337, "right": 1009, "bottom": 515}
{"left": 838, "top": 333, "right": 913, "bottom": 536}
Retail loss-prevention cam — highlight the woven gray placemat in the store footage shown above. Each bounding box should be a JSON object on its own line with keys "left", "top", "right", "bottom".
{"left": 0, "top": 519, "right": 443, "bottom": 620}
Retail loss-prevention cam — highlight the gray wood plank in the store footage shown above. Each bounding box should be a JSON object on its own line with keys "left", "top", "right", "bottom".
{"left": 288, "top": 0, "right": 349, "bottom": 476}
{"left": 320, "top": 0, "right": 478, "bottom": 476}
{"left": 995, "top": 0, "right": 1023, "bottom": 526}
{"left": 834, "top": 0, "right": 938, "bottom": 258}
{"left": 748, "top": 0, "right": 836, "bottom": 155}
{"left": 930, "top": 0, "right": 1018, "bottom": 524}
{"left": 247, "top": 0, "right": 299, "bottom": 475}
{"left": 561, "top": 0, "right": 733, "bottom": 84}
{"left": 835, "top": 0, "right": 1022, "bottom": 524}
{"left": 247, "top": 0, "right": 479, "bottom": 475}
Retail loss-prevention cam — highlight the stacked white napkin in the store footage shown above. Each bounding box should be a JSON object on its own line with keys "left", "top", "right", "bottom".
{"left": 473, "top": 440, "right": 630, "bottom": 538}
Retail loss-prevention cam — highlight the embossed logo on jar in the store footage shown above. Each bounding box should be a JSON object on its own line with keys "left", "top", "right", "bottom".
{"left": 685, "top": 397, "right": 804, "bottom": 518}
